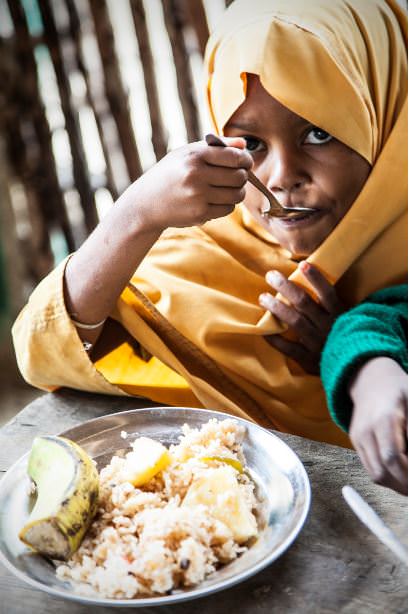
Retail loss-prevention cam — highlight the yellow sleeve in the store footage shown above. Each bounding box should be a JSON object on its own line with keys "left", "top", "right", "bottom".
{"left": 11, "top": 257, "right": 128, "bottom": 396}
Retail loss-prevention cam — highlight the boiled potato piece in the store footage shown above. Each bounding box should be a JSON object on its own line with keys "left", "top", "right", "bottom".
{"left": 120, "top": 437, "right": 171, "bottom": 486}
{"left": 182, "top": 466, "right": 257, "bottom": 543}
{"left": 199, "top": 456, "right": 244, "bottom": 473}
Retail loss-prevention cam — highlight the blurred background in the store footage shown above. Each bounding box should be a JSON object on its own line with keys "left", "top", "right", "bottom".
{"left": 0, "top": 0, "right": 229, "bottom": 424}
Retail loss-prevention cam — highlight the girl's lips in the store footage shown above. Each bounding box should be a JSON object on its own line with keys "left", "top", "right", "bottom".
{"left": 272, "top": 208, "right": 325, "bottom": 228}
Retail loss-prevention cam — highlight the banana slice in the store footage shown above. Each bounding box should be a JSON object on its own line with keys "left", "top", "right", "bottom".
{"left": 182, "top": 466, "right": 258, "bottom": 543}
{"left": 119, "top": 437, "right": 171, "bottom": 486}
{"left": 19, "top": 436, "right": 99, "bottom": 560}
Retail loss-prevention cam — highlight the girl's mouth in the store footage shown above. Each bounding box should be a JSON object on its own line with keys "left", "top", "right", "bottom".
{"left": 272, "top": 208, "right": 325, "bottom": 227}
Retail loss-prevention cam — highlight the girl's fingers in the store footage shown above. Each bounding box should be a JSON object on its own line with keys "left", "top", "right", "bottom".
{"left": 207, "top": 185, "right": 246, "bottom": 205}
{"left": 259, "top": 292, "right": 318, "bottom": 348}
{"left": 355, "top": 429, "right": 408, "bottom": 495}
{"left": 354, "top": 438, "right": 376, "bottom": 480}
{"left": 265, "top": 333, "right": 311, "bottom": 368}
{"left": 202, "top": 142, "right": 253, "bottom": 169}
{"left": 265, "top": 271, "right": 325, "bottom": 326}
{"left": 198, "top": 204, "right": 236, "bottom": 223}
{"left": 355, "top": 432, "right": 386, "bottom": 485}
{"left": 375, "top": 409, "right": 408, "bottom": 493}
{"left": 298, "top": 261, "right": 342, "bottom": 314}
{"left": 205, "top": 166, "right": 249, "bottom": 188}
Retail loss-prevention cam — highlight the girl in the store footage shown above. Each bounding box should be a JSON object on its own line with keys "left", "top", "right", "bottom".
{"left": 13, "top": 0, "right": 407, "bottom": 448}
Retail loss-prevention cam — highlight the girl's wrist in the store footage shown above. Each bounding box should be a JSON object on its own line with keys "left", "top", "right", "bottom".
{"left": 110, "top": 186, "right": 165, "bottom": 241}
{"left": 349, "top": 356, "right": 403, "bottom": 405}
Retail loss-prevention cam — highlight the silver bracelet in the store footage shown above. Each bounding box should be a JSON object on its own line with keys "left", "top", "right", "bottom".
{"left": 82, "top": 341, "right": 93, "bottom": 352}
{"left": 70, "top": 317, "right": 107, "bottom": 330}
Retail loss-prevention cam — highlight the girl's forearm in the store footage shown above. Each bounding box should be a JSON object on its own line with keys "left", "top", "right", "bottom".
{"left": 63, "top": 190, "right": 162, "bottom": 346}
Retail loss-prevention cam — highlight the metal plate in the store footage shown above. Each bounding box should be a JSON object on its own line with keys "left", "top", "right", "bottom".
{"left": 0, "top": 407, "right": 311, "bottom": 607}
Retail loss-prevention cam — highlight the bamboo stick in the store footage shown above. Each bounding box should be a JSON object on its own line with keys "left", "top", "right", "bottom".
{"left": 130, "top": 0, "right": 168, "bottom": 161}
{"left": 64, "top": 0, "right": 119, "bottom": 200}
{"left": 162, "top": 0, "right": 201, "bottom": 143}
{"left": 4, "top": 2, "right": 76, "bottom": 259}
{"left": 183, "top": 0, "right": 209, "bottom": 57}
{"left": 38, "top": 0, "right": 99, "bottom": 234}
{"left": 88, "top": 0, "right": 143, "bottom": 181}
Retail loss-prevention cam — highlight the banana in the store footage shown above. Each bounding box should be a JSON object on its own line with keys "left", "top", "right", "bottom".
{"left": 19, "top": 436, "right": 99, "bottom": 561}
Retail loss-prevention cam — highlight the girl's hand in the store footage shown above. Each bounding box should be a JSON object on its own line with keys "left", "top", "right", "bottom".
{"left": 349, "top": 357, "right": 408, "bottom": 495}
{"left": 259, "top": 261, "right": 344, "bottom": 374}
{"left": 124, "top": 137, "right": 253, "bottom": 232}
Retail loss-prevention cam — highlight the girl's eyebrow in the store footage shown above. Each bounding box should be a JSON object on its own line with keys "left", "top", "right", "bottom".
{"left": 225, "top": 120, "right": 260, "bottom": 131}
{"left": 226, "top": 117, "right": 310, "bottom": 132}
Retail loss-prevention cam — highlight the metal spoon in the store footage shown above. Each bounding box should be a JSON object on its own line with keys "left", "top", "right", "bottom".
{"left": 205, "top": 133, "right": 315, "bottom": 218}
{"left": 342, "top": 486, "right": 408, "bottom": 565}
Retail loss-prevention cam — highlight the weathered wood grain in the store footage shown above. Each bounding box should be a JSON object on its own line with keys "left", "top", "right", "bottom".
{"left": 4, "top": 1, "right": 75, "bottom": 265}
{"left": 88, "top": 0, "right": 142, "bottom": 183}
{"left": 0, "top": 389, "right": 407, "bottom": 613}
{"left": 162, "top": 0, "right": 201, "bottom": 143}
{"left": 130, "top": 0, "right": 168, "bottom": 161}
{"left": 64, "top": 0, "right": 119, "bottom": 201}
{"left": 38, "top": 0, "right": 99, "bottom": 234}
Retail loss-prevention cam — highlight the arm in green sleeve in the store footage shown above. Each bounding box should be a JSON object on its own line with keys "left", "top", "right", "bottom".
{"left": 320, "top": 284, "right": 408, "bottom": 432}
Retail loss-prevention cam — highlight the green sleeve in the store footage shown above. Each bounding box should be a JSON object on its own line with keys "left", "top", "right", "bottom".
{"left": 320, "top": 284, "right": 408, "bottom": 432}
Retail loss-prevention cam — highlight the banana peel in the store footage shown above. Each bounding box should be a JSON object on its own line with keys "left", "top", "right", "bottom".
{"left": 19, "top": 436, "right": 99, "bottom": 561}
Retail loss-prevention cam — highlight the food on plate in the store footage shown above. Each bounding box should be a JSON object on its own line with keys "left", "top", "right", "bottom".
{"left": 199, "top": 455, "right": 244, "bottom": 473}
{"left": 19, "top": 436, "right": 99, "bottom": 560}
{"left": 119, "top": 437, "right": 171, "bottom": 486}
{"left": 54, "top": 418, "right": 260, "bottom": 598}
{"left": 182, "top": 465, "right": 257, "bottom": 543}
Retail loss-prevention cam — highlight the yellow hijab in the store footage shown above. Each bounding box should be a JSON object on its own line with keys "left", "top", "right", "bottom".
{"left": 95, "top": 0, "right": 407, "bottom": 446}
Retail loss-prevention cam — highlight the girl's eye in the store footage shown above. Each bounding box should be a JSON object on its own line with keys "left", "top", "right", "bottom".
{"left": 304, "top": 127, "right": 333, "bottom": 145}
{"left": 243, "top": 136, "right": 263, "bottom": 152}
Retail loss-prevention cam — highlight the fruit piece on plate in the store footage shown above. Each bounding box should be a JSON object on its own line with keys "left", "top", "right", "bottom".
{"left": 182, "top": 466, "right": 258, "bottom": 543}
{"left": 19, "top": 436, "right": 99, "bottom": 561}
{"left": 199, "top": 455, "right": 244, "bottom": 473}
{"left": 120, "top": 437, "right": 171, "bottom": 486}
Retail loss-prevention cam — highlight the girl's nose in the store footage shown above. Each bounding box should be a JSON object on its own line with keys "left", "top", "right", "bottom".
{"left": 266, "top": 149, "right": 310, "bottom": 195}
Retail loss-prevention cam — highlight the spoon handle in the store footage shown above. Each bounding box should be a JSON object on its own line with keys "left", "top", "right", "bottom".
{"left": 246, "top": 170, "right": 282, "bottom": 212}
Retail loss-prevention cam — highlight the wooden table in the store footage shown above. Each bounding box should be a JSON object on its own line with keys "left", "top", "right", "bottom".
{"left": 0, "top": 389, "right": 407, "bottom": 613}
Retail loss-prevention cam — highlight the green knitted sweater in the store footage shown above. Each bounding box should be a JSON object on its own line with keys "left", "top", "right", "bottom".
{"left": 320, "top": 284, "right": 408, "bottom": 432}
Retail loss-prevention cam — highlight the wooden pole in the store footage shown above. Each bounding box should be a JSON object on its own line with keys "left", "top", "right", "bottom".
{"left": 183, "top": 0, "right": 209, "bottom": 57}
{"left": 4, "top": 2, "right": 76, "bottom": 261}
{"left": 88, "top": 0, "right": 143, "bottom": 181}
{"left": 64, "top": 0, "right": 119, "bottom": 200}
{"left": 130, "top": 0, "right": 168, "bottom": 161}
{"left": 38, "top": 0, "right": 99, "bottom": 234}
{"left": 162, "top": 0, "right": 201, "bottom": 143}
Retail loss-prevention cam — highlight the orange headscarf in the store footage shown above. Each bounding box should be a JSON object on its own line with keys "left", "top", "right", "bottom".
{"left": 93, "top": 0, "right": 407, "bottom": 446}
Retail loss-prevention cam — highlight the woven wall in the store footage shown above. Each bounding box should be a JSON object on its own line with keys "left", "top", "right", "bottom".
{"left": 0, "top": 0, "right": 227, "bottom": 309}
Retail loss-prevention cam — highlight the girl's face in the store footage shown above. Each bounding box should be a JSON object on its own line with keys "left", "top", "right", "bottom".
{"left": 224, "top": 75, "right": 371, "bottom": 257}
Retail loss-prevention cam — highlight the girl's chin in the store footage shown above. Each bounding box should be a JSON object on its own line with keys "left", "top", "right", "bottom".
{"left": 267, "top": 211, "right": 334, "bottom": 256}
{"left": 271, "top": 228, "right": 325, "bottom": 258}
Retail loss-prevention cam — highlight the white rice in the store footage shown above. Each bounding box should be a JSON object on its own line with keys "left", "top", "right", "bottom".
{"left": 56, "top": 418, "right": 259, "bottom": 599}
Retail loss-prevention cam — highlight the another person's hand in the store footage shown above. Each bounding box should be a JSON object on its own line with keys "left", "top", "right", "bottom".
{"left": 348, "top": 356, "right": 408, "bottom": 495}
{"left": 124, "top": 137, "right": 253, "bottom": 232}
{"left": 259, "top": 261, "right": 344, "bottom": 374}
